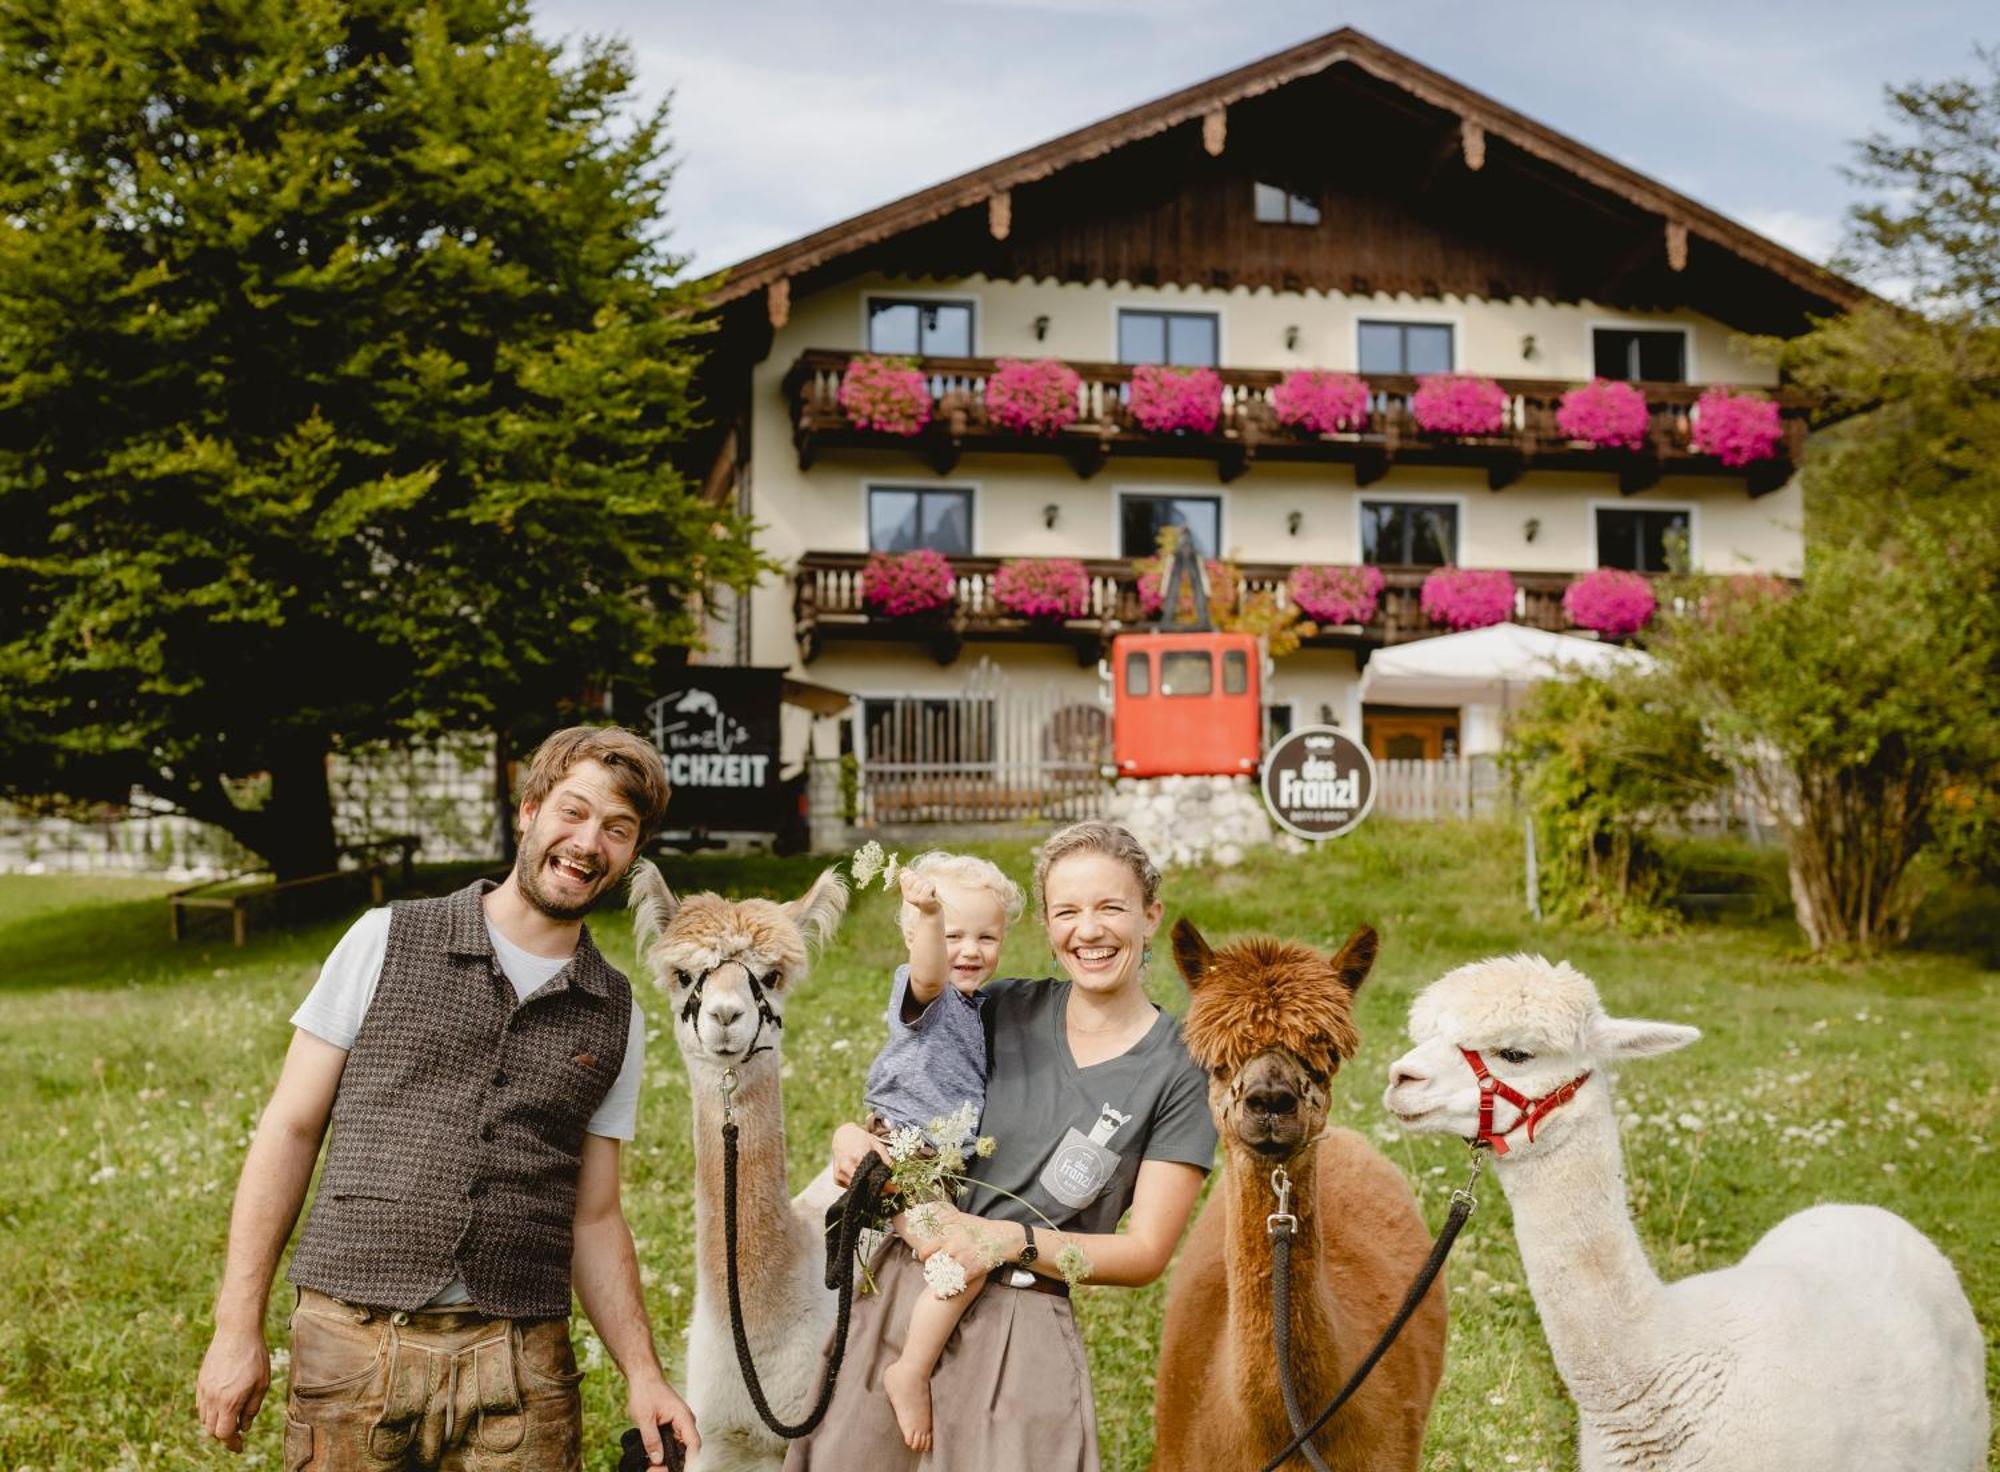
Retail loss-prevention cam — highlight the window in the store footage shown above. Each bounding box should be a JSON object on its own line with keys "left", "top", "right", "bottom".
{"left": 1222, "top": 649, "right": 1248, "bottom": 695}
{"left": 1117, "top": 309, "right": 1219, "bottom": 368}
{"left": 1124, "top": 652, "right": 1151, "bottom": 697}
{"left": 1592, "top": 328, "right": 1686, "bottom": 383}
{"left": 1361, "top": 501, "right": 1458, "bottom": 566}
{"left": 1358, "top": 320, "right": 1454, "bottom": 376}
{"left": 1160, "top": 651, "right": 1212, "bottom": 697}
{"left": 867, "top": 298, "right": 974, "bottom": 357}
{"left": 1253, "top": 182, "right": 1320, "bottom": 225}
{"left": 867, "top": 486, "right": 971, "bottom": 555}
{"left": 1121, "top": 494, "right": 1220, "bottom": 558}
{"left": 1596, "top": 507, "right": 1689, "bottom": 573}
{"left": 1264, "top": 703, "right": 1294, "bottom": 748}
{"left": 862, "top": 698, "right": 994, "bottom": 764}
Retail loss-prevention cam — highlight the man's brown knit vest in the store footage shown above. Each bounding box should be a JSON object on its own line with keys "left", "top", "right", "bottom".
{"left": 289, "top": 880, "right": 633, "bottom": 1317}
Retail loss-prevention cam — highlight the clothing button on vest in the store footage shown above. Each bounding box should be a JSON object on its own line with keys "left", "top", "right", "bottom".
{"left": 467, "top": 1180, "right": 486, "bottom": 1199}
{"left": 480, "top": 1123, "right": 496, "bottom": 1143}
{"left": 492, "top": 1069, "right": 508, "bottom": 1087}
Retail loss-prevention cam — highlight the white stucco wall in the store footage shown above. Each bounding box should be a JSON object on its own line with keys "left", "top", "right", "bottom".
{"left": 728, "top": 273, "right": 1802, "bottom": 767}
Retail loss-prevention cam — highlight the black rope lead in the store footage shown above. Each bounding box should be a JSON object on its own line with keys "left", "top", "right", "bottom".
{"left": 1258, "top": 1150, "right": 1483, "bottom": 1472}
{"left": 722, "top": 1112, "right": 892, "bottom": 1440}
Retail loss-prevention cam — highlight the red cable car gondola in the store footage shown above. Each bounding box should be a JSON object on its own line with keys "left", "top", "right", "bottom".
{"left": 1110, "top": 535, "right": 1263, "bottom": 779}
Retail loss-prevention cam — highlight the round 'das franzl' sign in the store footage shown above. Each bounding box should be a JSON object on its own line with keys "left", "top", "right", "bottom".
{"left": 1261, "top": 726, "right": 1377, "bottom": 840}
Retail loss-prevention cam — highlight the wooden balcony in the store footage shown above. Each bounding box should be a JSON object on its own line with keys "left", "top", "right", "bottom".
{"left": 783, "top": 351, "right": 1809, "bottom": 495}
{"left": 793, "top": 550, "right": 1578, "bottom": 666}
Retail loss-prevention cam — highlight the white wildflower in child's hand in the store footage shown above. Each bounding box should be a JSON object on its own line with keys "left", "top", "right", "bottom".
{"left": 923, "top": 1252, "right": 968, "bottom": 1299}
{"left": 929, "top": 1100, "right": 980, "bottom": 1153}
{"left": 849, "top": 841, "right": 886, "bottom": 888}
{"left": 937, "top": 1147, "right": 965, "bottom": 1175}
{"left": 880, "top": 853, "right": 901, "bottom": 890}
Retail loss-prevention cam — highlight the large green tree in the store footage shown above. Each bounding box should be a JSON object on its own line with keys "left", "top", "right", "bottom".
{"left": 1653, "top": 52, "right": 2000, "bottom": 950}
{"left": 0, "top": 0, "right": 765, "bottom": 877}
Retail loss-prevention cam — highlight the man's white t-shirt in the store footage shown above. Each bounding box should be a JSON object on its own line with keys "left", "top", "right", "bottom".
{"left": 291, "top": 907, "right": 646, "bottom": 1140}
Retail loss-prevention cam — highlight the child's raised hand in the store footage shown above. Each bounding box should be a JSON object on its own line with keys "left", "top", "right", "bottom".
{"left": 898, "top": 868, "right": 941, "bottom": 915}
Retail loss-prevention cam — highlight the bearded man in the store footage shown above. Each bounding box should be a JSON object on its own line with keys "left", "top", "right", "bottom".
{"left": 196, "top": 725, "right": 697, "bottom": 1470}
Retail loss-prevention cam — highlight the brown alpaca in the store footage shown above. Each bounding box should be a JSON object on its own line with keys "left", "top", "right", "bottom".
{"left": 1153, "top": 920, "right": 1446, "bottom": 1472}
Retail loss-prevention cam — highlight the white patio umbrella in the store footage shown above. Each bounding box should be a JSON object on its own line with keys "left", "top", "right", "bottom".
{"left": 1357, "top": 622, "right": 1655, "bottom": 708}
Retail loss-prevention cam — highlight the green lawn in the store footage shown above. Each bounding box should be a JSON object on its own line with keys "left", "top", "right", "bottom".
{"left": 0, "top": 825, "right": 1992, "bottom": 1471}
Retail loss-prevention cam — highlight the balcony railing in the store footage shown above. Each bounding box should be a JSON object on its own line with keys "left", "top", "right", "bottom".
{"left": 782, "top": 351, "right": 1808, "bottom": 494}
{"left": 793, "top": 551, "right": 1580, "bottom": 665}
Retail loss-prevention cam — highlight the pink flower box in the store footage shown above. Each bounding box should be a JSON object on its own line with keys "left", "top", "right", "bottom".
{"left": 1270, "top": 370, "right": 1371, "bottom": 434}
{"left": 1419, "top": 566, "right": 1516, "bottom": 631}
{"left": 992, "top": 558, "right": 1091, "bottom": 620}
{"left": 1286, "top": 564, "right": 1384, "bottom": 626}
{"left": 1691, "top": 389, "right": 1784, "bottom": 467}
{"left": 1410, "top": 375, "right": 1509, "bottom": 437}
{"left": 861, "top": 548, "right": 954, "bottom": 617}
{"left": 986, "top": 358, "right": 1081, "bottom": 436}
{"left": 839, "top": 355, "right": 932, "bottom": 437}
{"left": 1555, "top": 379, "right": 1651, "bottom": 451}
{"left": 1562, "top": 567, "right": 1656, "bottom": 637}
{"left": 1128, "top": 364, "right": 1222, "bottom": 435}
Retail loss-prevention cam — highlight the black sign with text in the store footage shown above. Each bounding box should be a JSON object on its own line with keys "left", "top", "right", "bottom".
{"left": 1260, "top": 726, "right": 1376, "bottom": 840}
{"left": 637, "top": 667, "right": 786, "bottom": 833}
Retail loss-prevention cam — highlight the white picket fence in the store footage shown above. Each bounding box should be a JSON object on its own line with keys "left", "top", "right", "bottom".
{"left": 1370, "top": 756, "right": 1506, "bottom": 821}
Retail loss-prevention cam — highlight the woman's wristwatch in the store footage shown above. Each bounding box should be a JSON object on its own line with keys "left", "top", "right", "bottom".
{"left": 1016, "top": 1222, "right": 1039, "bottom": 1266}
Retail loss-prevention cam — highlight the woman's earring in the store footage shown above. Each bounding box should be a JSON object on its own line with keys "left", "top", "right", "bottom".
{"left": 1142, "top": 944, "right": 1153, "bottom": 970}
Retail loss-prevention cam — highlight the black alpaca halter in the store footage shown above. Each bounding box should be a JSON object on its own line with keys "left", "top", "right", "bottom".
{"left": 675, "top": 960, "right": 785, "bottom": 1061}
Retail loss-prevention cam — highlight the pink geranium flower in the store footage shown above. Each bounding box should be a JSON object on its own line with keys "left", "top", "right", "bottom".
{"left": 1555, "top": 379, "right": 1651, "bottom": 451}
{"left": 992, "top": 558, "right": 1090, "bottom": 620}
{"left": 1420, "top": 566, "right": 1516, "bottom": 630}
{"left": 861, "top": 549, "right": 954, "bottom": 616}
{"left": 1286, "top": 564, "right": 1384, "bottom": 625}
{"left": 1128, "top": 365, "right": 1222, "bottom": 435}
{"left": 1691, "top": 389, "right": 1784, "bottom": 467}
{"left": 839, "top": 355, "right": 932, "bottom": 437}
{"left": 1563, "top": 567, "right": 1657, "bottom": 637}
{"left": 1410, "top": 375, "right": 1509, "bottom": 437}
{"left": 987, "top": 358, "right": 1081, "bottom": 436}
{"left": 1270, "top": 371, "right": 1371, "bottom": 434}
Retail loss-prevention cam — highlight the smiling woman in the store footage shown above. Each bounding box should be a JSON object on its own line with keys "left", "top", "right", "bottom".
{"left": 787, "top": 821, "right": 1217, "bottom": 1472}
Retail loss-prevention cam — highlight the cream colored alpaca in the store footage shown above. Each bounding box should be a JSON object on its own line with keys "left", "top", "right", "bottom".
{"left": 1385, "top": 955, "right": 1986, "bottom": 1472}
{"left": 630, "top": 861, "right": 848, "bottom": 1472}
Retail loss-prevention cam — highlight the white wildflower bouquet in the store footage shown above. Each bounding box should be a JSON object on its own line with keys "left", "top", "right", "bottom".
{"left": 871, "top": 1100, "right": 1093, "bottom": 1296}
{"left": 848, "top": 840, "right": 901, "bottom": 891}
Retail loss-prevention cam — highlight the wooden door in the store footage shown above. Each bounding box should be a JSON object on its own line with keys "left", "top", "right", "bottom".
{"left": 1363, "top": 710, "right": 1460, "bottom": 762}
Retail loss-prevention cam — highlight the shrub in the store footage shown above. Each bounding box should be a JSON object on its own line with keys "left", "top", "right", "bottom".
{"left": 992, "top": 558, "right": 1090, "bottom": 620}
{"left": 1270, "top": 370, "right": 1370, "bottom": 434}
{"left": 1563, "top": 567, "right": 1657, "bottom": 637}
{"left": 1287, "top": 564, "right": 1384, "bottom": 625}
{"left": 861, "top": 548, "right": 954, "bottom": 616}
{"left": 1419, "top": 566, "right": 1515, "bottom": 630}
{"left": 1691, "top": 389, "right": 1784, "bottom": 466}
{"left": 839, "top": 355, "right": 932, "bottom": 436}
{"left": 986, "top": 358, "right": 1081, "bottom": 436}
{"left": 1128, "top": 364, "right": 1222, "bottom": 434}
{"left": 1555, "top": 378, "right": 1651, "bottom": 451}
{"left": 1410, "top": 374, "right": 1508, "bottom": 436}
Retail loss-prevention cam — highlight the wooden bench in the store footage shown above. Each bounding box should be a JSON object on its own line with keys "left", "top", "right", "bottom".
{"left": 167, "top": 835, "right": 420, "bottom": 946}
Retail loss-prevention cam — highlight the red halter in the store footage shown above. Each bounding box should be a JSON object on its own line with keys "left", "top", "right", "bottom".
{"left": 1460, "top": 1048, "right": 1591, "bottom": 1156}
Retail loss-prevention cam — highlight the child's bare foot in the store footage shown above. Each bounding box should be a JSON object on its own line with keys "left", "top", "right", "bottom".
{"left": 882, "top": 1358, "right": 934, "bottom": 1452}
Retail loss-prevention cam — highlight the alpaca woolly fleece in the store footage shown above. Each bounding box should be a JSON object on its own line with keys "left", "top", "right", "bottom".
{"left": 1407, "top": 953, "right": 1608, "bottom": 1056}
{"left": 1180, "top": 933, "right": 1368, "bottom": 1077}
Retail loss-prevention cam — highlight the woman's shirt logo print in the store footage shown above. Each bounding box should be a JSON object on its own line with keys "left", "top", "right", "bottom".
{"left": 1040, "top": 1103, "right": 1133, "bottom": 1210}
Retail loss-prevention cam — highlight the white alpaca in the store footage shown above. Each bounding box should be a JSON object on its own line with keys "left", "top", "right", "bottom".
{"left": 630, "top": 862, "right": 850, "bottom": 1472}
{"left": 1383, "top": 955, "right": 1986, "bottom": 1472}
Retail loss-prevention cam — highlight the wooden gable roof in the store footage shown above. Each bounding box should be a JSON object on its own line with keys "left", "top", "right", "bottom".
{"left": 712, "top": 28, "right": 1863, "bottom": 335}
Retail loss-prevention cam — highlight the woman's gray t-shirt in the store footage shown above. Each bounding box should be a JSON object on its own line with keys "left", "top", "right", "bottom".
{"left": 958, "top": 976, "right": 1217, "bottom": 1234}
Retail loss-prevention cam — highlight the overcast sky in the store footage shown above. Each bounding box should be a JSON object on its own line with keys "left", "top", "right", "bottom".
{"left": 531, "top": 1, "right": 1992, "bottom": 281}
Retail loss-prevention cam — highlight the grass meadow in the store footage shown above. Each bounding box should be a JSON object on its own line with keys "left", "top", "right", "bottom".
{"left": 0, "top": 823, "right": 1993, "bottom": 1470}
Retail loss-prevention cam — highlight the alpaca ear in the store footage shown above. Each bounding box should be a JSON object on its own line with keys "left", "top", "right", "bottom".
{"left": 1328, "top": 925, "right": 1379, "bottom": 994}
{"left": 1171, "top": 917, "right": 1213, "bottom": 990}
{"left": 1586, "top": 1015, "right": 1701, "bottom": 1060}
{"left": 627, "top": 860, "right": 680, "bottom": 960}
{"left": 785, "top": 867, "right": 849, "bottom": 954}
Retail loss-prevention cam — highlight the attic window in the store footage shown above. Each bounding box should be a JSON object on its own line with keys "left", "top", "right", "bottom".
{"left": 1254, "top": 182, "right": 1320, "bottom": 225}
